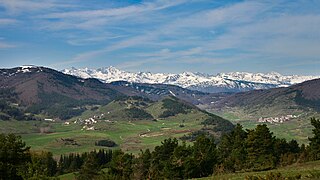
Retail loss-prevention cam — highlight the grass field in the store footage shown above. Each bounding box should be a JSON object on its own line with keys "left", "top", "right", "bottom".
{"left": 0, "top": 111, "right": 315, "bottom": 157}
{"left": 58, "top": 173, "right": 75, "bottom": 180}
{"left": 0, "top": 110, "right": 205, "bottom": 157}
{"left": 200, "top": 160, "right": 320, "bottom": 180}
{"left": 57, "top": 160, "right": 320, "bottom": 180}
{"left": 209, "top": 110, "right": 317, "bottom": 145}
{"left": 0, "top": 97, "right": 218, "bottom": 158}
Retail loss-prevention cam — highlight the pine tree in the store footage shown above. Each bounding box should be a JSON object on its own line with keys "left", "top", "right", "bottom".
{"left": 308, "top": 117, "right": 320, "bottom": 160}
{"left": 0, "top": 133, "right": 31, "bottom": 180}
{"left": 21, "top": 151, "right": 57, "bottom": 179}
{"left": 150, "top": 138, "right": 179, "bottom": 179}
{"left": 134, "top": 149, "right": 152, "bottom": 179}
{"left": 245, "top": 124, "right": 276, "bottom": 171}
{"left": 108, "top": 150, "right": 133, "bottom": 179}
{"left": 191, "top": 135, "right": 217, "bottom": 177}
{"left": 76, "top": 152, "right": 100, "bottom": 180}
{"left": 218, "top": 124, "right": 247, "bottom": 172}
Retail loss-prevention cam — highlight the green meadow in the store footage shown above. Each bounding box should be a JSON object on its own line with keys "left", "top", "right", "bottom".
{"left": 1, "top": 111, "right": 204, "bottom": 156}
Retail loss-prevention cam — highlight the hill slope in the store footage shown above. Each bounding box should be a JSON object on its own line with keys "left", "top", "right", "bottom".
{"left": 71, "top": 96, "right": 234, "bottom": 139}
{"left": 0, "top": 66, "right": 123, "bottom": 119}
{"left": 208, "top": 78, "right": 320, "bottom": 119}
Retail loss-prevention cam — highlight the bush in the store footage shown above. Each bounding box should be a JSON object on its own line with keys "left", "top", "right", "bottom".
{"left": 159, "top": 98, "right": 193, "bottom": 118}
{"left": 95, "top": 140, "right": 117, "bottom": 147}
{"left": 125, "top": 107, "right": 153, "bottom": 119}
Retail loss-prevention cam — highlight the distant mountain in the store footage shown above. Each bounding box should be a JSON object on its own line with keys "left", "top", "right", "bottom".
{"left": 207, "top": 78, "right": 320, "bottom": 119}
{"left": 62, "top": 66, "right": 320, "bottom": 93}
{"left": 2, "top": 65, "right": 318, "bottom": 123}
{"left": 0, "top": 65, "right": 123, "bottom": 119}
{"left": 0, "top": 66, "right": 223, "bottom": 120}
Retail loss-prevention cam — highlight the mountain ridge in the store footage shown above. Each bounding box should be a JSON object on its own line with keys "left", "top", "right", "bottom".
{"left": 62, "top": 66, "right": 320, "bottom": 93}
{"left": 0, "top": 66, "right": 124, "bottom": 120}
{"left": 206, "top": 78, "right": 320, "bottom": 120}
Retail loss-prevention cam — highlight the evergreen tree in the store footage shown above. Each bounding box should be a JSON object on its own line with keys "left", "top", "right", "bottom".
{"left": 163, "top": 142, "right": 191, "bottom": 179}
{"left": 0, "top": 133, "right": 31, "bottom": 180}
{"left": 171, "top": 142, "right": 193, "bottom": 179}
{"left": 191, "top": 135, "right": 217, "bottom": 177}
{"left": 21, "top": 151, "right": 57, "bottom": 179}
{"left": 76, "top": 152, "right": 100, "bottom": 180}
{"left": 108, "top": 150, "right": 133, "bottom": 180}
{"left": 134, "top": 149, "right": 151, "bottom": 179}
{"left": 217, "top": 124, "right": 247, "bottom": 172}
{"left": 288, "top": 139, "right": 300, "bottom": 154}
{"left": 150, "top": 138, "right": 179, "bottom": 179}
{"left": 308, "top": 117, "right": 320, "bottom": 160}
{"left": 245, "top": 124, "right": 276, "bottom": 171}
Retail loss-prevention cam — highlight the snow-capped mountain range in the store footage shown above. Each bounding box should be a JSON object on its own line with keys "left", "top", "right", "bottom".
{"left": 62, "top": 67, "right": 320, "bottom": 93}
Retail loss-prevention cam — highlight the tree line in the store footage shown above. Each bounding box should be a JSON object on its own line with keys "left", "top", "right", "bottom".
{"left": 1, "top": 118, "right": 320, "bottom": 179}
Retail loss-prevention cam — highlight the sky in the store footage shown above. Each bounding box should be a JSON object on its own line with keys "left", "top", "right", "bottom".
{"left": 0, "top": 0, "right": 319, "bottom": 75}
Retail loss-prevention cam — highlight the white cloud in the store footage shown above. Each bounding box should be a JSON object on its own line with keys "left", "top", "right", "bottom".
{"left": 0, "top": 0, "right": 74, "bottom": 14}
{"left": 37, "top": 0, "right": 188, "bottom": 31}
{"left": 0, "top": 18, "right": 18, "bottom": 26}
{"left": 0, "top": 41, "right": 16, "bottom": 48}
{"left": 66, "top": 34, "right": 127, "bottom": 46}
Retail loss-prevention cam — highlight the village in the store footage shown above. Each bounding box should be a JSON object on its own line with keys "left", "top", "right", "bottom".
{"left": 63, "top": 113, "right": 108, "bottom": 131}
{"left": 257, "top": 114, "right": 297, "bottom": 124}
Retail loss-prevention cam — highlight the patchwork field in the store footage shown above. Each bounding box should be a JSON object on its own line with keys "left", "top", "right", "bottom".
{"left": 1, "top": 111, "right": 204, "bottom": 156}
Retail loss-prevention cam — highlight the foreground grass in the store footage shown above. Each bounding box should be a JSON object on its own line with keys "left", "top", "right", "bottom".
{"left": 58, "top": 173, "right": 75, "bottom": 180}
{"left": 58, "top": 160, "right": 320, "bottom": 180}
{"left": 200, "top": 160, "right": 320, "bottom": 180}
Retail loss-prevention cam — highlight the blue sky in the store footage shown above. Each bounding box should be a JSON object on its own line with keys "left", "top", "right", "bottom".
{"left": 0, "top": 0, "right": 319, "bottom": 75}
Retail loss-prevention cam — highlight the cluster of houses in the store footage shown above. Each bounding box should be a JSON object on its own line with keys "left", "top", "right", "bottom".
{"left": 258, "top": 115, "right": 297, "bottom": 124}
{"left": 63, "top": 113, "right": 105, "bottom": 130}
{"left": 73, "top": 117, "right": 98, "bottom": 125}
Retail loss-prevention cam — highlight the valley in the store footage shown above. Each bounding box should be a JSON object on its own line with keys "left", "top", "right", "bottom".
{"left": 3, "top": 103, "right": 228, "bottom": 156}
{"left": 2, "top": 1, "right": 320, "bottom": 179}
{"left": 0, "top": 66, "right": 319, "bottom": 153}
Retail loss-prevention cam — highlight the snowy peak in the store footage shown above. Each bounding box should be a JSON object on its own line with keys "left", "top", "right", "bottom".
{"left": 61, "top": 67, "right": 320, "bottom": 93}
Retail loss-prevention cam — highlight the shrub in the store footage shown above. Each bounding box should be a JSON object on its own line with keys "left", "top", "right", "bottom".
{"left": 95, "top": 140, "right": 117, "bottom": 147}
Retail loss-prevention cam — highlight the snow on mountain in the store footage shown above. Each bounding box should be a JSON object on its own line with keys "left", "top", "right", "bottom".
{"left": 62, "top": 67, "right": 320, "bottom": 93}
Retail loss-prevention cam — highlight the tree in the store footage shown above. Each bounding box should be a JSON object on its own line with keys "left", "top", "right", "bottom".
{"left": 245, "top": 124, "right": 276, "bottom": 171}
{"left": 21, "top": 151, "right": 57, "bottom": 179}
{"left": 191, "top": 135, "right": 217, "bottom": 177}
{"left": 149, "top": 138, "right": 179, "bottom": 178}
{"left": 0, "top": 133, "right": 31, "bottom": 180}
{"left": 134, "top": 149, "right": 151, "bottom": 179}
{"left": 108, "top": 150, "right": 133, "bottom": 180}
{"left": 288, "top": 139, "right": 300, "bottom": 154}
{"left": 308, "top": 117, "right": 320, "bottom": 160}
{"left": 217, "top": 124, "right": 247, "bottom": 172}
{"left": 76, "top": 152, "right": 100, "bottom": 180}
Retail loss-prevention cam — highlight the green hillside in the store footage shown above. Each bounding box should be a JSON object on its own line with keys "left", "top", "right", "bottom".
{"left": 1, "top": 96, "right": 233, "bottom": 156}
